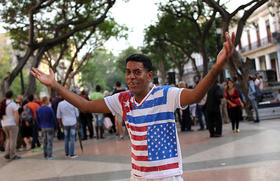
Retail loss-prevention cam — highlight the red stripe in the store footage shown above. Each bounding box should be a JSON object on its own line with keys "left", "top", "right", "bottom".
{"left": 132, "top": 144, "right": 148, "bottom": 151}
{"left": 131, "top": 152, "right": 149, "bottom": 161}
{"left": 132, "top": 163, "right": 179, "bottom": 172}
{"left": 128, "top": 125, "right": 147, "bottom": 132}
{"left": 131, "top": 134, "right": 147, "bottom": 141}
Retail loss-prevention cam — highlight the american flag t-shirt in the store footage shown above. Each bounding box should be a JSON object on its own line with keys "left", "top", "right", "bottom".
{"left": 104, "top": 86, "right": 185, "bottom": 179}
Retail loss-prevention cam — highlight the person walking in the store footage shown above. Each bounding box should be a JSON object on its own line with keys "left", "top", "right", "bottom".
{"left": 225, "top": 79, "right": 244, "bottom": 133}
{"left": 206, "top": 81, "right": 223, "bottom": 137}
{"left": 36, "top": 96, "right": 57, "bottom": 160}
{"left": 248, "top": 75, "right": 260, "bottom": 122}
{"left": 26, "top": 95, "right": 41, "bottom": 151}
{"left": 79, "top": 90, "right": 94, "bottom": 139}
{"left": 1, "top": 90, "right": 21, "bottom": 161}
{"left": 57, "top": 98, "right": 79, "bottom": 158}
{"left": 90, "top": 85, "right": 105, "bottom": 139}
{"left": 31, "top": 32, "right": 235, "bottom": 180}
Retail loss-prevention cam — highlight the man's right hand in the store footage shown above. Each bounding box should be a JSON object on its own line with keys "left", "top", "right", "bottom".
{"left": 30, "top": 67, "right": 56, "bottom": 88}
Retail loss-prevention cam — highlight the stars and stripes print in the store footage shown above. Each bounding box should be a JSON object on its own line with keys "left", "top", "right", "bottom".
{"left": 105, "top": 85, "right": 183, "bottom": 178}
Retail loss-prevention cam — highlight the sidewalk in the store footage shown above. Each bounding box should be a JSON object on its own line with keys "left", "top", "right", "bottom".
{"left": 1, "top": 119, "right": 280, "bottom": 181}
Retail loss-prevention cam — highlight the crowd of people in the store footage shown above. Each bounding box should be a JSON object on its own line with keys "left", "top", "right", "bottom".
{"left": 0, "top": 81, "right": 128, "bottom": 161}
{"left": 175, "top": 72, "right": 264, "bottom": 137}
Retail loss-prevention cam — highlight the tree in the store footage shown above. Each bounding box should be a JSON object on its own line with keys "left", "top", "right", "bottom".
{"left": 0, "top": 0, "right": 118, "bottom": 97}
{"left": 160, "top": 0, "right": 217, "bottom": 77}
{"left": 203, "top": 0, "right": 268, "bottom": 120}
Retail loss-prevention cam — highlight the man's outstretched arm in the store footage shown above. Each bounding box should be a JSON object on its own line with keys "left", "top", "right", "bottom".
{"left": 30, "top": 68, "right": 111, "bottom": 113}
{"left": 180, "top": 32, "right": 235, "bottom": 107}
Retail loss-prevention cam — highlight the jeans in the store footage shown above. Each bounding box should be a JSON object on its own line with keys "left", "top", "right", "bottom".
{"left": 196, "top": 105, "right": 208, "bottom": 129}
{"left": 3, "top": 126, "right": 19, "bottom": 158}
{"left": 64, "top": 125, "right": 76, "bottom": 156}
{"left": 251, "top": 98, "right": 259, "bottom": 121}
{"left": 42, "top": 128, "right": 55, "bottom": 158}
{"left": 31, "top": 123, "right": 41, "bottom": 149}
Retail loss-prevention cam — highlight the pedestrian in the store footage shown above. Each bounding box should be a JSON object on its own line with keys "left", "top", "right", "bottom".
{"left": 57, "top": 98, "right": 79, "bottom": 158}
{"left": 206, "top": 81, "right": 223, "bottom": 137}
{"left": 248, "top": 75, "right": 260, "bottom": 122}
{"left": 36, "top": 96, "right": 57, "bottom": 160}
{"left": 1, "top": 90, "right": 21, "bottom": 160}
{"left": 112, "top": 81, "right": 126, "bottom": 139}
{"left": 31, "top": 32, "right": 235, "bottom": 180}
{"left": 90, "top": 85, "right": 105, "bottom": 139}
{"left": 79, "top": 90, "right": 94, "bottom": 140}
{"left": 220, "top": 81, "right": 230, "bottom": 124}
{"left": 51, "top": 94, "right": 64, "bottom": 140}
{"left": 26, "top": 94, "right": 41, "bottom": 151}
{"left": 225, "top": 79, "right": 244, "bottom": 133}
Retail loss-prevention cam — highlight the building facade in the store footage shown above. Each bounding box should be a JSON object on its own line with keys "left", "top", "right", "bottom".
{"left": 232, "top": 0, "right": 280, "bottom": 82}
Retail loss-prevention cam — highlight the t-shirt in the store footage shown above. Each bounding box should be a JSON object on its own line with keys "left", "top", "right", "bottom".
{"left": 57, "top": 100, "right": 79, "bottom": 126}
{"left": 27, "top": 102, "right": 40, "bottom": 120}
{"left": 225, "top": 88, "right": 241, "bottom": 109}
{"left": 104, "top": 85, "right": 185, "bottom": 179}
{"left": 1, "top": 100, "right": 18, "bottom": 127}
{"left": 90, "top": 92, "right": 104, "bottom": 101}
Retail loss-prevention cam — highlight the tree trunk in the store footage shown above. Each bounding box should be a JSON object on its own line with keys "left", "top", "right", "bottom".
{"left": 24, "top": 47, "right": 47, "bottom": 97}
{"left": 1, "top": 47, "right": 34, "bottom": 97}
{"left": 200, "top": 47, "right": 209, "bottom": 77}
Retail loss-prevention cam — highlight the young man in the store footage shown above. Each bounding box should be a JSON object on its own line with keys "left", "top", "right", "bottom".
{"left": 1, "top": 90, "right": 21, "bottom": 161}
{"left": 31, "top": 32, "right": 235, "bottom": 180}
{"left": 36, "top": 96, "right": 57, "bottom": 160}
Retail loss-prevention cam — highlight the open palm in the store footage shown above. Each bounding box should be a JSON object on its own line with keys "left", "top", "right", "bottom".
{"left": 30, "top": 67, "right": 56, "bottom": 87}
{"left": 216, "top": 32, "right": 235, "bottom": 67}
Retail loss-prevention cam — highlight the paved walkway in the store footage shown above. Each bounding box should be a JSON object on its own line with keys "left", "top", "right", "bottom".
{"left": 1, "top": 119, "right": 280, "bottom": 181}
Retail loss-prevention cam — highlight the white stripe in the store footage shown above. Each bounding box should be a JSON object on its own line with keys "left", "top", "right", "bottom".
{"left": 131, "top": 167, "right": 181, "bottom": 179}
{"left": 131, "top": 157, "right": 179, "bottom": 167}
{"left": 132, "top": 149, "right": 148, "bottom": 156}
{"left": 146, "top": 88, "right": 164, "bottom": 101}
{"left": 128, "top": 119, "right": 175, "bottom": 127}
{"left": 130, "top": 130, "right": 147, "bottom": 136}
{"left": 131, "top": 139, "right": 147, "bottom": 146}
{"left": 127, "top": 104, "right": 174, "bottom": 117}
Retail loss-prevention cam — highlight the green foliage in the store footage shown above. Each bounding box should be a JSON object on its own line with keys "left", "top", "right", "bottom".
{"left": 79, "top": 48, "right": 126, "bottom": 92}
{"left": 116, "top": 46, "right": 140, "bottom": 73}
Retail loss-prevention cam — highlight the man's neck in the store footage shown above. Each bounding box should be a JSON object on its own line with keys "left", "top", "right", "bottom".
{"left": 134, "top": 86, "right": 153, "bottom": 104}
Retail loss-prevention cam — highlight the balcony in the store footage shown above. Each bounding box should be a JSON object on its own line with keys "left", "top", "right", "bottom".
{"left": 239, "top": 36, "right": 274, "bottom": 53}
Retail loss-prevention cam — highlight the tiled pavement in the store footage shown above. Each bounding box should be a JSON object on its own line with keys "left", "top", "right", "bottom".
{"left": 1, "top": 119, "right": 280, "bottom": 181}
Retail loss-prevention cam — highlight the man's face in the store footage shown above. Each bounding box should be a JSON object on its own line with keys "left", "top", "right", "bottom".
{"left": 125, "top": 61, "right": 153, "bottom": 96}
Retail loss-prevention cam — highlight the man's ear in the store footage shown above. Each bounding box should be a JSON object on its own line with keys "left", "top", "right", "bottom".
{"left": 148, "top": 71, "right": 153, "bottom": 81}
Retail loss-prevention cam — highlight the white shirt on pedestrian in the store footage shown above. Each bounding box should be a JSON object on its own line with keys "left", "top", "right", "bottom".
{"left": 57, "top": 100, "right": 79, "bottom": 126}
{"left": 1, "top": 99, "right": 18, "bottom": 127}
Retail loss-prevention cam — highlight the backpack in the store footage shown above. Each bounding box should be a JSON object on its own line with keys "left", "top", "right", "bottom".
{"left": 254, "top": 84, "right": 262, "bottom": 101}
{"left": 22, "top": 105, "right": 34, "bottom": 126}
{"left": 0, "top": 99, "right": 7, "bottom": 120}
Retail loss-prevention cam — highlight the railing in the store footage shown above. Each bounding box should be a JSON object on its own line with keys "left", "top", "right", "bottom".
{"left": 239, "top": 36, "right": 273, "bottom": 53}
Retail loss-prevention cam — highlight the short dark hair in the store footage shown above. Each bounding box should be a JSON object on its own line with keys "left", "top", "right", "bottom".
{"left": 5, "top": 90, "right": 13, "bottom": 99}
{"left": 115, "top": 81, "right": 121, "bottom": 87}
{"left": 96, "top": 85, "right": 101, "bottom": 92}
{"left": 28, "top": 94, "right": 34, "bottom": 102}
{"left": 125, "top": 54, "right": 153, "bottom": 72}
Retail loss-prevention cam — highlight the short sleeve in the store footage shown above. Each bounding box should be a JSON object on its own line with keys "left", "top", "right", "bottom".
{"left": 57, "top": 103, "right": 62, "bottom": 119}
{"left": 104, "top": 93, "right": 123, "bottom": 116}
{"left": 166, "top": 87, "right": 187, "bottom": 111}
{"left": 11, "top": 102, "right": 18, "bottom": 111}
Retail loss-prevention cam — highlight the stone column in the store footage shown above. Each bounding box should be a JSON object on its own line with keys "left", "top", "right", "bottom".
{"left": 265, "top": 54, "right": 272, "bottom": 70}
{"left": 255, "top": 57, "right": 261, "bottom": 71}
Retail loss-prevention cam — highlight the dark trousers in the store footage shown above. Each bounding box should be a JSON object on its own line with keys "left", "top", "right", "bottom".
{"left": 228, "top": 106, "right": 242, "bottom": 130}
{"left": 80, "top": 115, "right": 94, "bottom": 139}
{"left": 182, "top": 107, "right": 192, "bottom": 131}
{"left": 207, "top": 110, "right": 222, "bottom": 136}
{"left": 31, "top": 124, "right": 41, "bottom": 149}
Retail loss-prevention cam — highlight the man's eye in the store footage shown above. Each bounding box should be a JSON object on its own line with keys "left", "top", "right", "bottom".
{"left": 135, "top": 70, "right": 142, "bottom": 75}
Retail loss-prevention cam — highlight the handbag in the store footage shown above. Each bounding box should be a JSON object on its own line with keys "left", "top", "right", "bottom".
{"left": 104, "top": 117, "right": 113, "bottom": 129}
